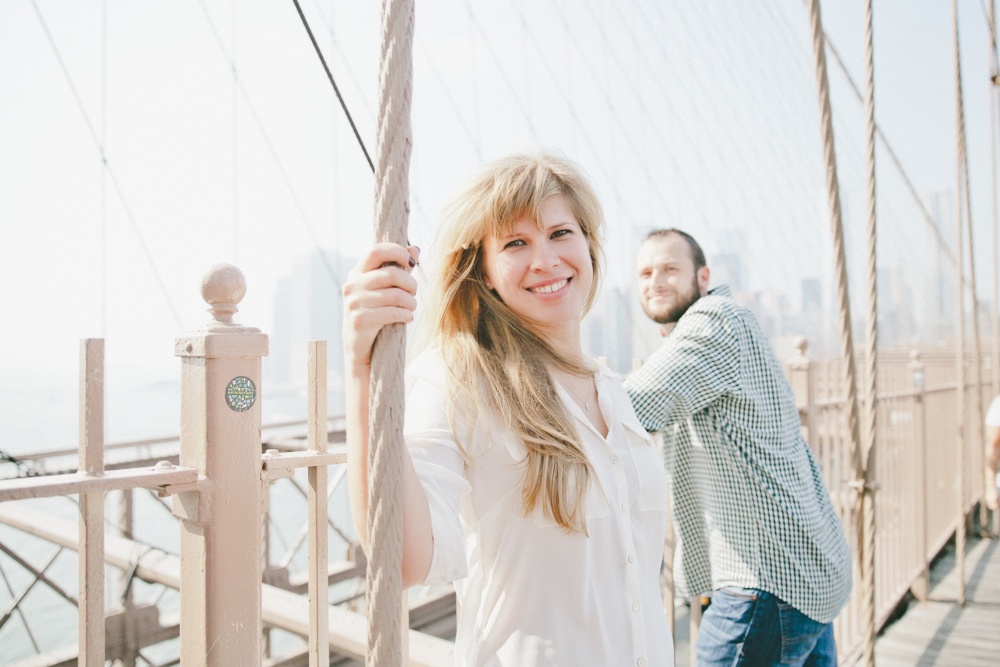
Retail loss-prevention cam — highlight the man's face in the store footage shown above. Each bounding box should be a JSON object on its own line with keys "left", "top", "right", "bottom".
{"left": 636, "top": 234, "right": 710, "bottom": 325}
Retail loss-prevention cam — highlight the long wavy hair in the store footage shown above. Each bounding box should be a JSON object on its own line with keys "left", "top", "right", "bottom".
{"left": 426, "top": 154, "right": 606, "bottom": 533}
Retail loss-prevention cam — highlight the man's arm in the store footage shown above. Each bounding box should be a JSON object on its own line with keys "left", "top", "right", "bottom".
{"left": 624, "top": 303, "right": 740, "bottom": 431}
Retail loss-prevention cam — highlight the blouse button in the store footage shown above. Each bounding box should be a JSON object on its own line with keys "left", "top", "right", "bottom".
{"left": 611, "top": 456, "right": 619, "bottom": 464}
{"left": 621, "top": 503, "right": 628, "bottom": 512}
{"left": 637, "top": 660, "right": 645, "bottom": 667}
{"left": 632, "top": 603, "right": 640, "bottom": 612}
{"left": 628, "top": 554, "right": 635, "bottom": 563}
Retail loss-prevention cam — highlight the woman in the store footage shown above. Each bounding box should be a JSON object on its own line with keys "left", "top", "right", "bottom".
{"left": 344, "top": 154, "right": 673, "bottom": 666}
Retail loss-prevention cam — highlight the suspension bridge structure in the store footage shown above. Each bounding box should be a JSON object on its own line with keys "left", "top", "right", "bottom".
{"left": 2, "top": 0, "right": 1000, "bottom": 665}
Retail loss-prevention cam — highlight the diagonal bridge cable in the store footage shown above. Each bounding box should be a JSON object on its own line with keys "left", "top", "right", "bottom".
{"left": 29, "top": 0, "right": 185, "bottom": 331}
{"left": 195, "top": 0, "right": 343, "bottom": 289}
{"left": 290, "top": 0, "right": 374, "bottom": 173}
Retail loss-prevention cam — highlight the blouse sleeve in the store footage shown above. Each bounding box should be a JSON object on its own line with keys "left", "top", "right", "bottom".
{"left": 404, "top": 352, "right": 473, "bottom": 585}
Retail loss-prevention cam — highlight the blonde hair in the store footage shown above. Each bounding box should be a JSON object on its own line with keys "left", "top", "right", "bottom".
{"left": 426, "top": 153, "right": 606, "bottom": 532}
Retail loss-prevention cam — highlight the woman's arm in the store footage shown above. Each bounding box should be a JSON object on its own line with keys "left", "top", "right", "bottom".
{"left": 343, "top": 243, "right": 434, "bottom": 588}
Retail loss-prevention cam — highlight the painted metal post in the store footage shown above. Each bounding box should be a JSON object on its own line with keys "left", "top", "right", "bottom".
{"left": 952, "top": 0, "right": 969, "bottom": 606}
{"left": 308, "top": 341, "right": 330, "bottom": 667}
{"left": 174, "top": 264, "right": 268, "bottom": 666}
{"left": 78, "top": 338, "right": 105, "bottom": 667}
{"left": 119, "top": 488, "right": 137, "bottom": 667}
{"left": 910, "top": 351, "right": 929, "bottom": 601}
{"left": 787, "top": 337, "right": 818, "bottom": 453}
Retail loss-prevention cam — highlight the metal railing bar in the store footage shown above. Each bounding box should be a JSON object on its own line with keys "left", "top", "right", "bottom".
{"left": 5, "top": 416, "right": 347, "bottom": 464}
{"left": 0, "top": 542, "right": 77, "bottom": 608}
{"left": 0, "top": 546, "right": 65, "bottom": 630}
{"left": 0, "top": 466, "right": 198, "bottom": 502}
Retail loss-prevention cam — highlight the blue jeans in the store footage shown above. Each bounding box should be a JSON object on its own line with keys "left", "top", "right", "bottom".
{"left": 694, "top": 587, "right": 837, "bottom": 666}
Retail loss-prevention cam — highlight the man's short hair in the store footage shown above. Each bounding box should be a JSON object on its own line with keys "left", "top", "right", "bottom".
{"left": 644, "top": 228, "right": 706, "bottom": 270}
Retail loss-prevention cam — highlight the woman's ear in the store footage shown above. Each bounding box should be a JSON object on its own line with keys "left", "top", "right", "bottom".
{"left": 485, "top": 276, "right": 494, "bottom": 290}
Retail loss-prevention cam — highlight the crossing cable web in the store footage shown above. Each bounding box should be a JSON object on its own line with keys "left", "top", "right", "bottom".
{"left": 28, "top": 0, "right": 185, "bottom": 331}
{"left": 195, "top": 0, "right": 345, "bottom": 290}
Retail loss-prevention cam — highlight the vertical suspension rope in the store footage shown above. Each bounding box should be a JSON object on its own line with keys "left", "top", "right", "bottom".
{"left": 990, "top": 0, "right": 1000, "bottom": 400}
{"left": 804, "top": 0, "right": 864, "bottom": 516}
{"left": 952, "top": 0, "right": 968, "bottom": 606}
{"left": 367, "top": 0, "right": 414, "bottom": 665}
{"left": 960, "top": 51, "right": 987, "bottom": 538}
{"left": 860, "top": 0, "right": 878, "bottom": 662}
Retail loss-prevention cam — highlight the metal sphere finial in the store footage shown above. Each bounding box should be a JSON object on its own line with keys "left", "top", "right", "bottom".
{"left": 793, "top": 335, "right": 809, "bottom": 355}
{"left": 201, "top": 264, "right": 246, "bottom": 325}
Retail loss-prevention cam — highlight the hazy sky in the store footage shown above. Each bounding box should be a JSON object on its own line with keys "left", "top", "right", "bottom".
{"left": 1, "top": 0, "right": 997, "bottom": 393}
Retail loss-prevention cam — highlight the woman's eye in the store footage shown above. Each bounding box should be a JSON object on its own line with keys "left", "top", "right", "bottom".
{"left": 503, "top": 239, "right": 525, "bottom": 249}
{"left": 551, "top": 229, "right": 572, "bottom": 239}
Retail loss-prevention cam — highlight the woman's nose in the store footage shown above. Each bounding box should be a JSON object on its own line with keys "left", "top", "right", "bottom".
{"left": 529, "top": 241, "right": 559, "bottom": 270}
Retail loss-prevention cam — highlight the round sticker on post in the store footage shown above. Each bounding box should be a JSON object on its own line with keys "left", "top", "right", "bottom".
{"left": 225, "top": 376, "right": 256, "bottom": 412}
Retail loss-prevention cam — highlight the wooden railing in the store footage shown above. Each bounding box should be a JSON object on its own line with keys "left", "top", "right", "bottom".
{"left": 786, "top": 340, "right": 990, "bottom": 663}
{"left": 1, "top": 266, "right": 993, "bottom": 666}
{"left": 0, "top": 264, "right": 453, "bottom": 667}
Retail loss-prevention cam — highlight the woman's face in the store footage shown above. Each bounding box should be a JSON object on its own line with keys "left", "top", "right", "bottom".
{"left": 481, "top": 193, "right": 594, "bottom": 338}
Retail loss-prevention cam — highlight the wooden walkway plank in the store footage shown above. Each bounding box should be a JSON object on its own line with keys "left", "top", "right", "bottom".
{"left": 873, "top": 535, "right": 1000, "bottom": 666}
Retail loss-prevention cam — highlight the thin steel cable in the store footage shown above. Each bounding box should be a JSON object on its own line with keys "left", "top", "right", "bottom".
{"left": 675, "top": 2, "right": 820, "bottom": 271}
{"left": 522, "top": 0, "right": 685, "bottom": 232}
{"left": 232, "top": 0, "right": 239, "bottom": 265}
{"left": 952, "top": 0, "right": 968, "bottom": 607}
{"left": 100, "top": 0, "right": 108, "bottom": 339}
{"left": 195, "top": 0, "right": 343, "bottom": 290}
{"left": 309, "top": 0, "right": 377, "bottom": 121}
{"left": 29, "top": 0, "right": 184, "bottom": 331}
{"left": 804, "top": 0, "right": 863, "bottom": 510}
{"left": 818, "top": 22, "right": 959, "bottom": 272}
{"left": 631, "top": 0, "right": 829, "bottom": 296}
{"left": 291, "top": 0, "right": 374, "bottom": 172}
{"left": 489, "top": 0, "right": 666, "bottom": 234}
{"left": 958, "top": 14, "right": 988, "bottom": 541}
{"left": 0, "top": 558, "right": 40, "bottom": 653}
{"left": 457, "top": 0, "right": 652, "bottom": 283}
{"left": 416, "top": 37, "right": 484, "bottom": 162}
{"left": 860, "top": 1, "right": 878, "bottom": 662}
{"left": 366, "top": 0, "right": 413, "bottom": 662}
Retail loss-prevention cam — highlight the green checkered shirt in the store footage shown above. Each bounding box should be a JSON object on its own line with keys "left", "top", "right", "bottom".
{"left": 624, "top": 286, "right": 852, "bottom": 623}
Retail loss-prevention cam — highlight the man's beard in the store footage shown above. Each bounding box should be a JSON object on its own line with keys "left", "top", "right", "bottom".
{"left": 642, "top": 276, "right": 701, "bottom": 325}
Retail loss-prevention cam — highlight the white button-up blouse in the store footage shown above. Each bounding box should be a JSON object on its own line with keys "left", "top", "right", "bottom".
{"left": 405, "top": 351, "right": 674, "bottom": 667}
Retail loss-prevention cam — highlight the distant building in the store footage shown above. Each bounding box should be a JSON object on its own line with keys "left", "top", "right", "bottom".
{"left": 268, "top": 250, "right": 353, "bottom": 384}
{"left": 583, "top": 286, "right": 633, "bottom": 374}
{"left": 923, "top": 191, "right": 957, "bottom": 343}
{"left": 711, "top": 253, "right": 745, "bottom": 293}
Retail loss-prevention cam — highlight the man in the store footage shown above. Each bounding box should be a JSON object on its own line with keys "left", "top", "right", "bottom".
{"left": 624, "top": 229, "right": 851, "bottom": 666}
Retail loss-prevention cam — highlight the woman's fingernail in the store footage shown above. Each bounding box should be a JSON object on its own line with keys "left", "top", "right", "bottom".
{"left": 409, "top": 257, "right": 416, "bottom": 268}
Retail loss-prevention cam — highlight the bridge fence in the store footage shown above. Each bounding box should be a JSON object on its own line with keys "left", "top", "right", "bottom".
{"left": 784, "top": 341, "right": 991, "bottom": 664}
{"left": 0, "top": 265, "right": 994, "bottom": 667}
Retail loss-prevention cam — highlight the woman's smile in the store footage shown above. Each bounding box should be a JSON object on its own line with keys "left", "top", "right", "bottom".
{"left": 526, "top": 277, "right": 571, "bottom": 295}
